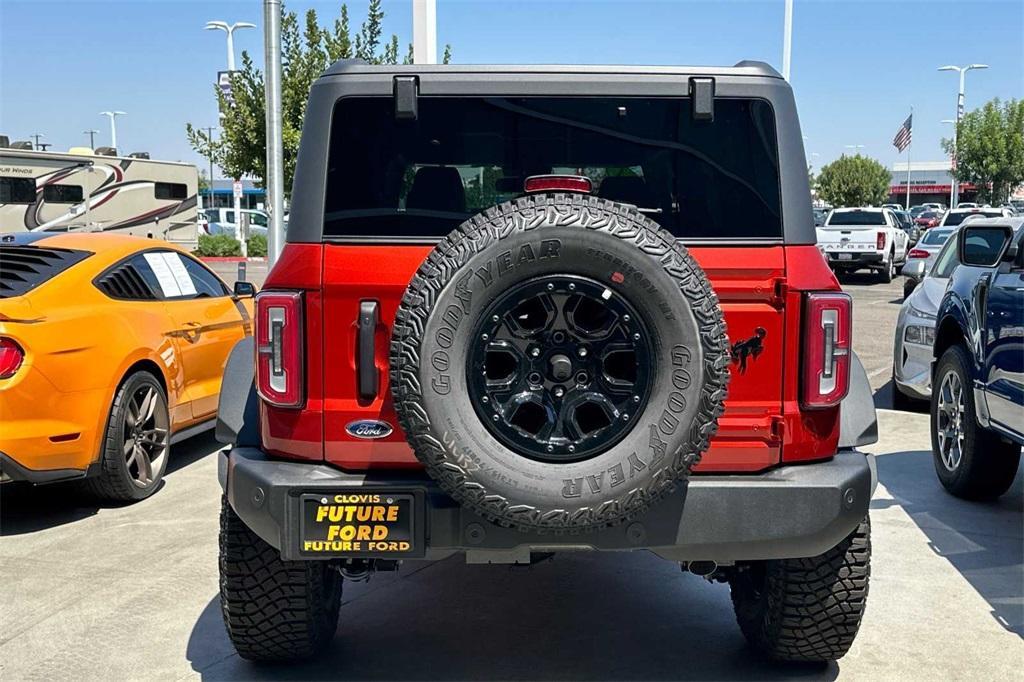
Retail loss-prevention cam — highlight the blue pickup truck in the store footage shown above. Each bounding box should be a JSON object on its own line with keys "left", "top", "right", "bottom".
{"left": 932, "top": 217, "right": 1024, "bottom": 499}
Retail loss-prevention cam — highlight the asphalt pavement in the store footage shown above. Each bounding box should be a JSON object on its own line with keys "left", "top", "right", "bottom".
{"left": 1, "top": 272, "right": 1021, "bottom": 680}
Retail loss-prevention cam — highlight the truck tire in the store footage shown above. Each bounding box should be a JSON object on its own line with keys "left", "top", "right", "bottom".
{"left": 219, "top": 497, "right": 342, "bottom": 661}
{"left": 931, "top": 345, "right": 1021, "bottom": 500}
{"left": 729, "top": 516, "right": 871, "bottom": 662}
{"left": 878, "top": 252, "right": 895, "bottom": 283}
{"left": 391, "top": 193, "right": 730, "bottom": 532}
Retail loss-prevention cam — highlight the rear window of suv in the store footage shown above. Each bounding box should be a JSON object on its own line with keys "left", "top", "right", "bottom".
{"left": 323, "top": 96, "right": 782, "bottom": 240}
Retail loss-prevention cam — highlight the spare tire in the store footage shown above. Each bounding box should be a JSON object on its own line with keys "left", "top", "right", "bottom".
{"left": 390, "top": 193, "right": 729, "bottom": 532}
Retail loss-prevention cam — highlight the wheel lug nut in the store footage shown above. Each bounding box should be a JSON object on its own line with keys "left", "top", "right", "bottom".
{"left": 633, "top": 333, "right": 641, "bottom": 340}
{"left": 492, "top": 414, "right": 500, "bottom": 422}
{"left": 568, "top": 283, "right": 576, "bottom": 291}
{"left": 531, "top": 348, "right": 541, "bottom": 357}
{"left": 568, "top": 445, "right": 576, "bottom": 453}
{"left": 577, "top": 347, "right": 587, "bottom": 357}
{"left": 492, "top": 314, "right": 500, "bottom": 322}
{"left": 482, "top": 333, "right": 489, "bottom": 341}
{"left": 622, "top": 413, "right": 630, "bottom": 421}
{"left": 547, "top": 445, "right": 554, "bottom": 452}
{"left": 547, "top": 283, "right": 554, "bottom": 291}
{"left": 482, "top": 396, "right": 489, "bottom": 403}
{"left": 633, "top": 395, "right": 640, "bottom": 403}
{"left": 553, "top": 386, "right": 565, "bottom": 398}
{"left": 623, "top": 314, "right": 631, "bottom": 322}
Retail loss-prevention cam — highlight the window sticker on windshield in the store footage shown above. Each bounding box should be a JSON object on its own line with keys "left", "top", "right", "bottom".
{"left": 143, "top": 252, "right": 196, "bottom": 297}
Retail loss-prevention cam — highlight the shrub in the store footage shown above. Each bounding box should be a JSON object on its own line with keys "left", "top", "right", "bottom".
{"left": 196, "top": 234, "right": 241, "bottom": 257}
{"left": 246, "top": 234, "right": 267, "bottom": 257}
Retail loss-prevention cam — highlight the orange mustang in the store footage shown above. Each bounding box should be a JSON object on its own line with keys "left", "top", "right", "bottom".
{"left": 0, "top": 233, "right": 253, "bottom": 500}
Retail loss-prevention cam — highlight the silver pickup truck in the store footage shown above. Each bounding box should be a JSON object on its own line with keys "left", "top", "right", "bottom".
{"left": 817, "top": 206, "right": 910, "bottom": 282}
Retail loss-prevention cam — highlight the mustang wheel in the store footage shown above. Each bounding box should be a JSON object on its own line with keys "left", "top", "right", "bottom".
{"left": 390, "top": 193, "right": 730, "bottom": 532}
{"left": 86, "top": 370, "right": 170, "bottom": 502}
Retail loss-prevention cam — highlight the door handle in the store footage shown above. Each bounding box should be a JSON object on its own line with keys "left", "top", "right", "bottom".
{"left": 357, "top": 300, "right": 379, "bottom": 402}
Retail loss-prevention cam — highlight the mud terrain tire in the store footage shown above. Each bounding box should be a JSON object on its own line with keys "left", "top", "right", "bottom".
{"left": 390, "top": 193, "right": 729, "bottom": 532}
{"left": 219, "top": 497, "right": 343, "bottom": 661}
{"left": 729, "top": 516, "right": 871, "bottom": 662}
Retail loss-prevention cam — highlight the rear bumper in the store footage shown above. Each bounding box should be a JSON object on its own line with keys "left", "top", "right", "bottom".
{"left": 0, "top": 452, "right": 87, "bottom": 485}
{"left": 221, "top": 448, "right": 875, "bottom": 564}
{"left": 826, "top": 251, "right": 884, "bottom": 267}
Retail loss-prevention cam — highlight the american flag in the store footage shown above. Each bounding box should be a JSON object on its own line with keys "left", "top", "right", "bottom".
{"left": 892, "top": 113, "right": 913, "bottom": 153}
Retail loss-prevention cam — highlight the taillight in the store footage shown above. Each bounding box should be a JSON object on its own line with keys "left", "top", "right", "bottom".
{"left": 0, "top": 337, "right": 24, "bottom": 379}
{"left": 876, "top": 231, "right": 886, "bottom": 250}
{"left": 255, "top": 291, "right": 304, "bottom": 407}
{"left": 801, "top": 292, "right": 851, "bottom": 409}
{"left": 524, "top": 174, "right": 593, "bottom": 194}
{"left": 908, "top": 249, "right": 930, "bottom": 259}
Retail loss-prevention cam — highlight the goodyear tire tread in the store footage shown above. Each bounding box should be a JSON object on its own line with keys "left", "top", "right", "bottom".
{"left": 390, "top": 193, "right": 729, "bottom": 532}
{"left": 219, "top": 497, "right": 342, "bottom": 661}
{"left": 729, "top": 516, "right": 871, "bottom": 662}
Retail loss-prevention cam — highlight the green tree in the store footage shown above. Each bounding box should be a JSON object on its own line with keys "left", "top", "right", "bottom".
{"left": 815, "top": 154, "right": 891, "bottom": 207}
{"left": 942, "top": 98, "right": 1024, "bottom": 204}
{"left": 186, "top": 1, "right": 452, "bottom": 198}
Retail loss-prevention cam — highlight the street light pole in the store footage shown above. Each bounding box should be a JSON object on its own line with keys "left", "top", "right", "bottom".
{"left": 205, "top": 20, "right": 256, "bottom": 256}
{"left": 30, "top": 133, "right": 44, "bottom": 151}
{"left": 264, "top": 0, "right": 285, "bottom": 265}
{"left": 412, "top": 0, "right": 438, "bottom": 64}
{"left": 83, "top": 129, "right": 99, "bottom": 150}
{"left": 99, "top": 111, "right": 126, "bottom": 151}
{"left": 941, "top": 119, "right": 957, "bottom": 207}
{"left": 204, "top": 20, "right": 255, "bottom": 72}
{"left": 782, "top": 0, "right": 793, "bottom": 81}
{"left": 938, "top": 63, "right": 988, "bottom": 208}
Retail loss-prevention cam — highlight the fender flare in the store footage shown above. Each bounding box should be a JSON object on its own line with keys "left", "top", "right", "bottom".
{"left": 839, "top": 350, "right": 878, "bottom": 449}
{"left": 215, "top": 337, "right": 259, "bottom": 447}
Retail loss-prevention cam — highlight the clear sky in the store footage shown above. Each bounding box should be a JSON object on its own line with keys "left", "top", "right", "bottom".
{"left": 2, "top": 0, "right": 1022, "bottom": 177}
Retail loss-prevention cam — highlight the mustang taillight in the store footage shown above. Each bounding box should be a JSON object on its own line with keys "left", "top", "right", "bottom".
{"left": 524, "top": 174, "right": 593, "bottom": 194}
{"left": 255, "top": 291, "right": 304, "bottom": 408}
{"left": 908, "top": 248, "right": 930, "bottom": 259}
{"left": 801, "top": 292, "right": 852, "bottom": 409}
{"left": 876, "top": 231, "right": 886, "bottom": 250}
{"left": 0, "top": 337, "right": 24, "bottom": 379}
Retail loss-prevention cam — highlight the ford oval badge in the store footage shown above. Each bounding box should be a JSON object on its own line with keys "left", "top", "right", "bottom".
{"left": 346, "top": 419, "right": 394, "bottom": 440}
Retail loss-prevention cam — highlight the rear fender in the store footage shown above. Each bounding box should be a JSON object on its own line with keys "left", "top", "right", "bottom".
{"left": 839, "top": 351, "right": 877, "bottom": 449}
{"left": 216, "top": 337, "right": 259, "bottom": 447}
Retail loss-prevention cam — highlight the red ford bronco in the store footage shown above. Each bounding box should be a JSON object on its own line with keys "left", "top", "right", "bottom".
{"left": 216, "top": 61, "right": 878, "bottom": 663}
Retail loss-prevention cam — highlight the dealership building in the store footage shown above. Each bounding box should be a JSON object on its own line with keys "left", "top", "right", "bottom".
{"left": 887, "top": 160, "right": 976, "bottom": 207}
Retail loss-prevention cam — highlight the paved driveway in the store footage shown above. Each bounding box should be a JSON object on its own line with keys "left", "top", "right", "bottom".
{"left": 1, "top": 276, "right": 1021, "bottom": 680}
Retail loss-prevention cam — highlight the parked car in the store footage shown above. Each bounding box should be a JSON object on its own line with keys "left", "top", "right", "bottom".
{"left": 215, "top": 61, "right": 878, "bottom": 663}
{"left": 893, "top": 231, "right": 961, "bottom": 408}
{"left": 922, "top": 202, "right": 946, "bottom": 212}
{"left": 882, "top": 203, "right": 903, "bottom": 211}
{"left": 892, "top": 209, "right": 920, "bottom": 245}
{"left": 938, "top": 206, "right": 1013, "bottom": 227}
{"left": 816, "top": 206, "right": 910, "bottom": 281}
{"left": 203, "top": 208, "right": 271, "bottom": 237}
{"left": 909, "top": 205, "right": 930, "bottom": 219}
{"left": 914, "top": 210, "right": 942, "bottom": 229}
{"left": 932, "top": 217, "right": 1023, "bottom": 499}
{"left": 0, "top": 233, "right": 254, "bottom": 499}
{"left": 813, "top": 206, "right": 829, "bottom": 226}
{"left": 901, "top": 226, "right": 958, "bottom": 297}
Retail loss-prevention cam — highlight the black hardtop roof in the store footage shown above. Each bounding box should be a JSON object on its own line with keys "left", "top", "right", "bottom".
{"left": 321, "top": 59, "right": 782, "bottom": 80}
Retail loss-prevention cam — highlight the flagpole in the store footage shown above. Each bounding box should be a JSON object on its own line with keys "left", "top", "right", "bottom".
{"left": 905, "top": 107, "right": 913, "bottom": 210}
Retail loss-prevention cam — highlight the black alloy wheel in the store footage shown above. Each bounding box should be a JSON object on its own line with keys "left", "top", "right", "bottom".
{"left": 467, "top": 275, "right": 652, "bottom": 463}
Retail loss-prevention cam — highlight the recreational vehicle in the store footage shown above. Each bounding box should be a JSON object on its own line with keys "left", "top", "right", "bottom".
{"left": 0, "top": 146, "right": 199, "bottom": 249}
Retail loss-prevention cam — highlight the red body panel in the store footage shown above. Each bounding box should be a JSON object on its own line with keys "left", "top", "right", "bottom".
{"left": 260, "top": 242, "right": 842, "bottom": 472}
